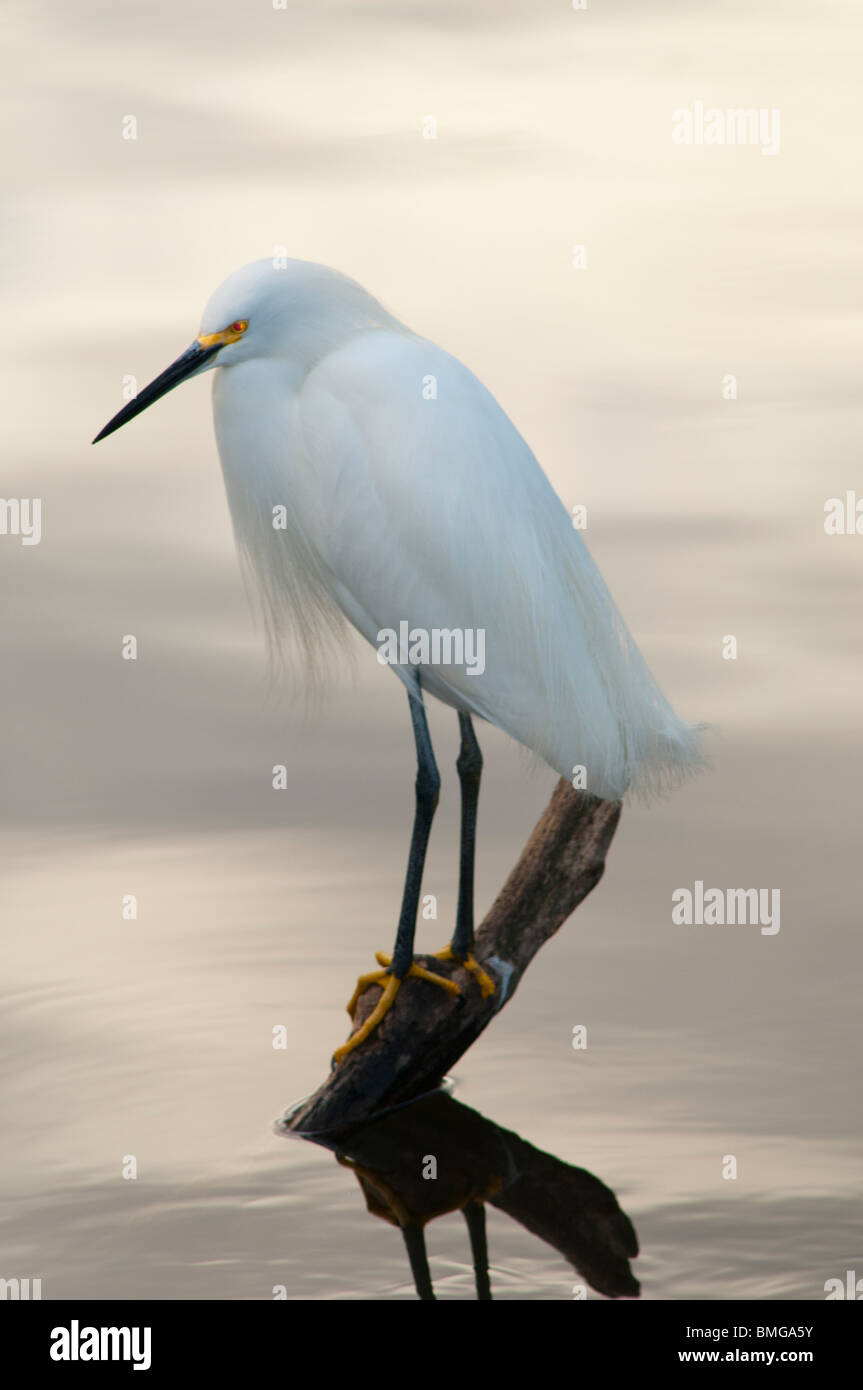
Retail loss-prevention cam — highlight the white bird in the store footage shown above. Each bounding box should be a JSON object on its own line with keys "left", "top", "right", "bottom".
{"left": 94, "top": 257, "right": 704, "bottom": 1061}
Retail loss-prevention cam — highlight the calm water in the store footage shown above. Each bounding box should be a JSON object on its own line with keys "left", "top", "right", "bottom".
{"left": 3, "top": 521, "right": 861, "bottom": 1298}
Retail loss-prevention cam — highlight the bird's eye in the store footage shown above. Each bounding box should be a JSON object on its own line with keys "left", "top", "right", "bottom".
{"left": 229, "top": 320, "right": 248, "bottom": 334}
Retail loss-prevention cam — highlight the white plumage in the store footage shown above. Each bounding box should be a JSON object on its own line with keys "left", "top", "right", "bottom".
{"left": 92, "top": 254, "right": 706, "bottom": 1058}
{"left": 202, "top": 258, "right": 702, "bottom": 802}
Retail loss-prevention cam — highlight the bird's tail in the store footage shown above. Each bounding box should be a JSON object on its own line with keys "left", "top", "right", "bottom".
{"left": 529, "top": 515, "right": 709, "bottom": 802}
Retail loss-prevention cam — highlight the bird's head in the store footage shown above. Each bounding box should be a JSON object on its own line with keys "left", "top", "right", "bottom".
{"left": 92, "top": 259, "right": 305, "bottom": 444}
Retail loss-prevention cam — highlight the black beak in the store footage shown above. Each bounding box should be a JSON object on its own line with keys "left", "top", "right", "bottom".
{"left": 92, "top": 340, "right": 223, "bottom": 444}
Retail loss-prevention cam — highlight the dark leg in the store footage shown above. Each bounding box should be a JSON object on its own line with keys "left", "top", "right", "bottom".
{"left": 401, "top": 1223, "right": 436, "bottom": 1301}
{"left": 332, "top": 689, "right": 457, "bottom": 1065}
{"left": 451, "top": 712, "right": 482, "bottom": 959}
{"left": 390, "top": 692, "right": 441, "bottom": 978}
{"left": 462, "top": 1200, "right": 492, "bottom": 1300}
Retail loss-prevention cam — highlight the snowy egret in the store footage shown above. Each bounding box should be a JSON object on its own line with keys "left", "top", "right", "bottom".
{"left": 94, "top": 258, "right": 704, "bottom": 1062}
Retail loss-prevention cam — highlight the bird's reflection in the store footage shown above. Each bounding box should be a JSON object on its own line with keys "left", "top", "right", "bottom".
{"left": 284, "top": 1089, "right": 639, "bottom": 1300}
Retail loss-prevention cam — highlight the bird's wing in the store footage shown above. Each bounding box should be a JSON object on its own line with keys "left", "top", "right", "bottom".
{"left": 294, "top": 329, "right": 702, "bottom": 800}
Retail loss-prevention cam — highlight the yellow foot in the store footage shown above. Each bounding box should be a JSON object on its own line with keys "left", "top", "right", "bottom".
{"left": 333, "top": 952, "right": 461, "bottom": 1065}
{"left": 434, "top": 945, "right": 496, "bottom": 999}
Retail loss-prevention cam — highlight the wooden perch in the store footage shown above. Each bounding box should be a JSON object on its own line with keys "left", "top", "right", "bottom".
{"left": 284, "top": 779, "right": 622, "bottom": 1134}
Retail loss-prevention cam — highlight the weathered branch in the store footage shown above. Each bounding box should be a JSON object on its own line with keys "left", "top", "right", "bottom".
{"left": 284, "top": 779, "right": 621, "bottom": 1133}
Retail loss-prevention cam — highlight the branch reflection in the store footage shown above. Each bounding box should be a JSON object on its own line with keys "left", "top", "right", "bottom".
{"left": 287, "top": 1089, "right": 640, "bottom": 1300}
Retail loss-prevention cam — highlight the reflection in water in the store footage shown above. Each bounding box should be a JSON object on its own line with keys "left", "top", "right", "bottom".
{"left": 281, "top": 1089, "right": 639, "bottom": 1301}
